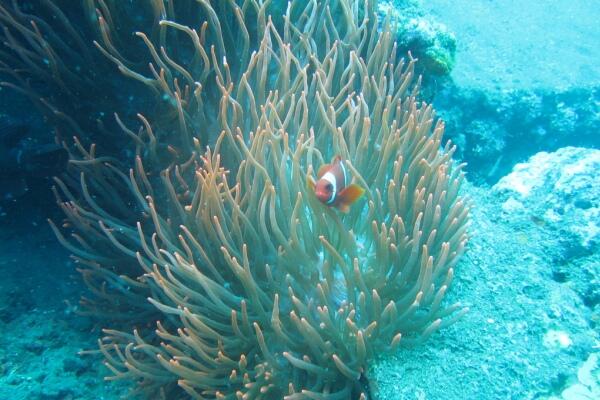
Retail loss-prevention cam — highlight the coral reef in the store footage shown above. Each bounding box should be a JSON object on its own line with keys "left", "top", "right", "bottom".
{"left": 378, "top": 1, "right": 456, "bottom": 78}
{"left": 410, "top": 0, "right": 600, "bottom": 185}
{"left": 369, "top": 180, "right": 599, "bottom": 400}
{"left": 4, "top": 0, "right": 469, "bottom": 398}
{"left": 434, "top": 85, "right": 600, "bottom": 184}
{"left": 493, "top": 146, "right": 599, "bottom": 294}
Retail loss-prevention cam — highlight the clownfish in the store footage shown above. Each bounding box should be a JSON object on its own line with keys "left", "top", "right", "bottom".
{"left": 309, "top": 156, "right": 365, "bottom": 213}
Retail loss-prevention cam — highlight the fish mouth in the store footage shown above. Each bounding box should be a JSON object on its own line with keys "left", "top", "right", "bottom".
{"left": 315, "top": 191, "right": 331, "bottom": 203}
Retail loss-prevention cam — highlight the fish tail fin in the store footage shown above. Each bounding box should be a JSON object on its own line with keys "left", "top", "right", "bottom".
{"left": 336, "top": 183, "right": 365, "bottom": 210}
{"left": 317, "top": 164, "right": 330, "bottom": 179}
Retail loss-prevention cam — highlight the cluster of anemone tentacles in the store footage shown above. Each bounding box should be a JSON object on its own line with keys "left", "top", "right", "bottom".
{"left": 3, "top": 0, "right": 469, "bottom": 398}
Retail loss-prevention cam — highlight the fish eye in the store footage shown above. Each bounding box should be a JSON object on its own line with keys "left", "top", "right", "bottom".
{"left": 325, "top": 183, "right": 333, "bottom": 191}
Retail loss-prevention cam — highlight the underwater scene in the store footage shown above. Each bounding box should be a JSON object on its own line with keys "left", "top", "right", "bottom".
{"left": 0, "top": 0, "right": 598, "bottom": 399}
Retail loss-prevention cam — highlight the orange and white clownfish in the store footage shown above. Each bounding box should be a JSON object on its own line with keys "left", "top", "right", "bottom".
{"left": 309, "top": 155, "right": 365, "bottom": 213}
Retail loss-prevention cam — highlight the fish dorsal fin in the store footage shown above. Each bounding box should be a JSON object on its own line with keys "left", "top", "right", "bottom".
{"left": 317, "top": 156, "right": 343, "bottom": 179}
{"left": 336, "top": 183, "right": 365, "bottom": 207}
{"left": 317, "top": 164, "right": 331, "bottom": 179}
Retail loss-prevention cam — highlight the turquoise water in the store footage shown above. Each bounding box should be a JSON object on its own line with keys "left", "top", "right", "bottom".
{"left": 0, "top": 1, "right": 598, "bottom": 399}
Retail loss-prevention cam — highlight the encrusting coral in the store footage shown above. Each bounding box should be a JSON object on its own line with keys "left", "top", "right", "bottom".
{"left": 5, "top": 0, "right": 470, "bottom": 398}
